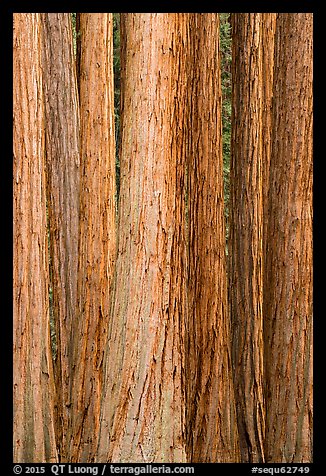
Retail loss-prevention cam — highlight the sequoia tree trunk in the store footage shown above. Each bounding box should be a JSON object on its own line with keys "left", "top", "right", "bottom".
{"left": 69, "top": 13, "right": 116, "bottom": 463}
{"left": 229, "top": 13, "right": 266, "bottom": 462}
{"left": 40, "top": 13, "right": 80, "bottom": 461}
{"left": 186, "top": 13, "right": 240, "bottom": 463}
{"left": 263, "top": 13, "right": 313, "bottom": 463}
{"left": 97, "top": 14, "right": 188, "bottom": 463}
{"left": 13, "top": 13, "right": 58, "bottom": 463}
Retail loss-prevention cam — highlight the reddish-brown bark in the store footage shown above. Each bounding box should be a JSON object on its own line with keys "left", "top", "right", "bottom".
{"left": 264, "top": 13, "right": 313, "bottom": 463}
{"left": 69, "top": 14, "right": 116, "bottom": 463}
{"left": 97, "top": 14, "right": 188, "bottom": 463}
{"left": 186, "top": 13, "right": 240, "bottom": 463}
{"left": 229, "top": 13, "right": 266, "bottom": 463}
{"left": 40, "top": 13, "right": 80, "bottom": 461}
{"left": 13, "top": 13, "right": 58, "bottom": 463}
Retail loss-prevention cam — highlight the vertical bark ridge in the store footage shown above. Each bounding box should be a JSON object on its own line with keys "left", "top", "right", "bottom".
{"left": 13, "top": 13, "right": 58, "bottom": 463}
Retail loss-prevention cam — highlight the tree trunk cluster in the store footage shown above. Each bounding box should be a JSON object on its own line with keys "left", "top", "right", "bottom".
{"left": 13, "top": 13, "right": 313, "bottom": 463}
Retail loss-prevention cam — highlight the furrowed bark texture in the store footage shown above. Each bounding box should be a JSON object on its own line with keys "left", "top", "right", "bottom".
{"left": 69, "top": 14, "right": 116, "bottom": 463}
{"left": 186, "top": 14, "right": 240, "bottom": 463}
{"left": 261, "top": 14, "right": 276, "bottom": 252}
{"left": 97, "top": 14, "right": 188, "bottom": 463}
{"left": 229, "top": 14, "right": 265, "bottom": 462}
{"left": 13, "top": 13, "right": 58, "bottom": 463}
{"left": 264, "top": 13, "right": 313, "bottom": 463}
{"left": 40, "top": 13, "right": 80, "bottom": 461}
